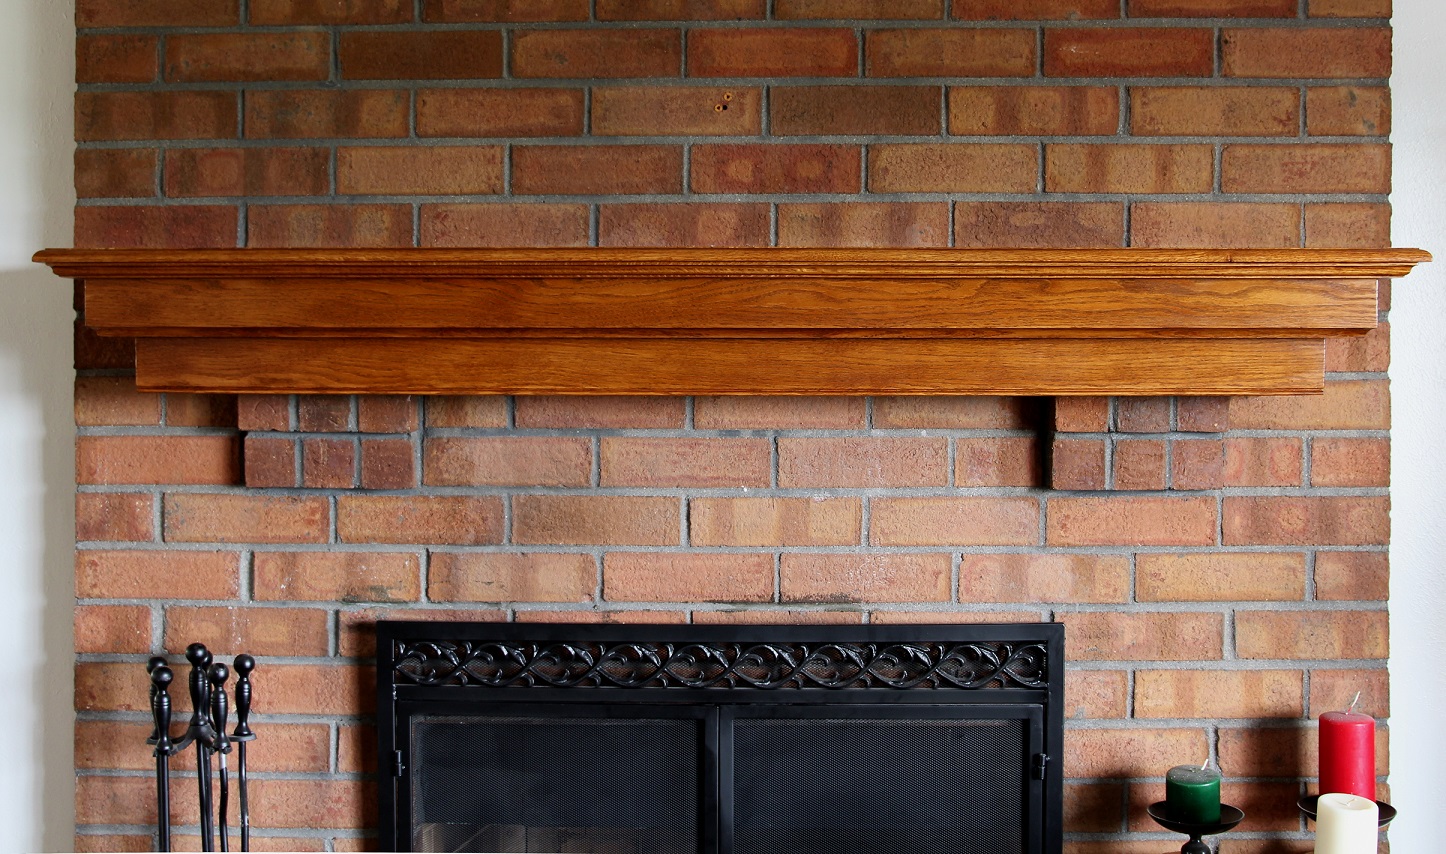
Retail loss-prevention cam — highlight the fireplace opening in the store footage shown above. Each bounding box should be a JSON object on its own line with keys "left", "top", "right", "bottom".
{"left": 377, "top": 622, "right": 1064, "bottom": 854}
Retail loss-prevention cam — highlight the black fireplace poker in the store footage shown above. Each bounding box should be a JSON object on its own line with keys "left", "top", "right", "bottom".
{"left": 147, "top": 644, "right": 258, "bottom": 853}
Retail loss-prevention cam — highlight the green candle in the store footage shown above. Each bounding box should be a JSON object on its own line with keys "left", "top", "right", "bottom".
{"left": 1165, "top": 764, "right": 1221, "bottom": 824}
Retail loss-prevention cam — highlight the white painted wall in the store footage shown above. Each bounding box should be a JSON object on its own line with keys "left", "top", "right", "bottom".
{"left": 1389, "top": 0, "right": 1446, "bottom": 846}
{"left": 0, "top": 0, "right": 75, "bottom": 850}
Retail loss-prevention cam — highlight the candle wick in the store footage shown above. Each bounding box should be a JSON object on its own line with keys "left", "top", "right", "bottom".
{"left": 1201, "top": 758, "right": 1209, "bottom": 770}
{"left": 1348, "top": 690, "right": 1361, "bottom": 714}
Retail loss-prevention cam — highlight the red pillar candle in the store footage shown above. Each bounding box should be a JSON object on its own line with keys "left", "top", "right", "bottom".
{"left": 1319, "top": 710, "right": 1375, "bottom": 799}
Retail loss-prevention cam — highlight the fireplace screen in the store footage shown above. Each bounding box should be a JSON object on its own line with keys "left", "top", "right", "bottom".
{"left": 378, "top": 622, "right": 1064, "bottom": 854}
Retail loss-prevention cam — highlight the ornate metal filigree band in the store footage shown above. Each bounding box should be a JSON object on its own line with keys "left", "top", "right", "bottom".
{"left": 391, "top": 640, "right": 1048, "bottom": 690}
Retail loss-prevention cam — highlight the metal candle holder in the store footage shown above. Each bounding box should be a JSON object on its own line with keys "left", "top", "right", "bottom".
{"left": 1146, "top": 801, "right": 1245, "bottom": 854}
{"left": 147, "top": 644, "right": 258, "bottom": 852}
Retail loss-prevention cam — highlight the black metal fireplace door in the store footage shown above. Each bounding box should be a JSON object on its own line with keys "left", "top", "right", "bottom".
{"left": 377, "top": 621, "right": 1064, "bottom": 854}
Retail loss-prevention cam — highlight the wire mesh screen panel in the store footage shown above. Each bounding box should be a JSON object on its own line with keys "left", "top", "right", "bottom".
{"left": 730, "top": 716, "right": 1029, "bottom": 854}
{"left": 409, "top": 714, "right": 700, "bottom": 853}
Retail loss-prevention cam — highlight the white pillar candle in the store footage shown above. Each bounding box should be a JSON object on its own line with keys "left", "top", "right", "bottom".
{"left": 1316, "top": 793, "right": 1378, "bottom": 854}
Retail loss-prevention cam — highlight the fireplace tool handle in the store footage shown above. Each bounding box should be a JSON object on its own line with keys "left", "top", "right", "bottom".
{"left": 208, "top": 663, "right": 232, "bottom": 853}
{"left": 148, "top": 662, "right": 174, "bottom": 853}
{"left": 186, "top": 644, "right": 216, "bottom": 852}
{"left": 232, "top": 654, "right": 255, "bottom": 853}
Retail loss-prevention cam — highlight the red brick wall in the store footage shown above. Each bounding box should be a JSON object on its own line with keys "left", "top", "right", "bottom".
{"left": 72, "top": 2, "right": 1392, "bottom": 850}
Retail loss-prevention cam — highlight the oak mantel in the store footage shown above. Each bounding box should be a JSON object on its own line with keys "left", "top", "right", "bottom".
{"left": 36, "top": 247, "right": 1430, "bottom": 396}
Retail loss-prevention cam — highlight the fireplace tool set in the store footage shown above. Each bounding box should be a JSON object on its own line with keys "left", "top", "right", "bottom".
{"left": 146, "top": 643, "right": 258, "bottom": 852}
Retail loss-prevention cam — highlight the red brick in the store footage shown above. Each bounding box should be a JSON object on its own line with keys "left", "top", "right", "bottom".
{"left": 1130, "top": 202, "right": 1301, "bottom": 249}
{"left": 338, "top": 145, "right": 503, "bottom": 195}
{"left": 1178, "top": 396, "right": 1230, "bottom": 432}
{"left": 1311, "top": 668, "right": 1388, "bottom": 717}
{"left": 1128, "top": 781, "right": 1302, "bottom": 833}
{"left": 780, "top": 0, "right": 940, "bottom": 17}
{"left": 164, "top": 605, "right": 330, "bottom": 656}
{"left": 425, "top": 395, "right": 509, "bottom": 427}
{"left": 949, "top": 86, "right": 1119, "bottom": 135}
{"left": 955, "top": 0, "right": 1118, "bottom": 17}
{"left": 418, "top": 88, "right": 584, "bottom": 137}
{"left": 430, "top": 552, "right": 594, "bottom": 602}
{"left": 165, "top": 147, "right": 329, "bottom": 197}
{"left": 422, "top": 203, "right": 590, "bottom": 247}
{"left": 1307, "top": 87, "right": 1390, "bottom": 136}
{"left": 956, "top": 437, "right": 1039, "bottom": 487}
{"left": 1222, "top": 143, "right": 1390, "bottom": 194}
{"left": 696, "top": 397, "right": 863, "bottom": 429}
{"left": 76, "top": 549, "right": 239, "bottom": 599}
{"left": 77, "top": 493, "right": 154, "bottom": 542}
{"left": 1307, "top": 204, "right": 1392, "bottom": 250}
{"left": 1225, "top": 496, "right": 1389, "bottom": 546}
{"left": 593, "top": 85, "right": 760, "bottom": 136}
{"left": 515, "top": 608, "right": 687, "bottom": 624}
{"left": 298, "top": 394, "right": 350, "bottom": 431}
{"left": 781, "top": 553, "right": 951, "bottom": 603}
{"left": 515, "top": 396, "right": 684, "bottom": 428}
{"left": 338, "top": 722, "right": 376, "bottom": 773}
{"left": 1129, "top": 0, "right": 1295, "bottom": 13}
{"left": 780, "top": 437, "right": 948, "bottom": 488}
{"left": 513, "top": 29, "right": 680, "bottom": 78}
{"left": 338, "top": 495, "right": 503, "bottom": 544}
{"left": 254, "top": 551, "right": 421, "bottom": 602}
{"left": 1063, "top": 611, "right": 1223, "bottom": 661}
{"left": 871, "top": 609, "right": 1048, "bottom": 624}
{"left": 249, "top": 779, "right": 376, "bottom": 828}
{"left": 690, "top": 28, "right": 856, "bottom": 77}
{"left": 1065, "top": 670, "right": 1129, "bottom": 719}
{"left": 164, "top": 494, "right": 330, "bottom": 544}
{"left": 690, "top": 497, "right": 861, "bottom": 546}
{"left": 77, "top": 34, "right": 158, "bottom": 83}
{"left": 1045, "top": 29, "right": 1214, "bottom": 77}
{"left": 694, "top": 609, "right": 864, "bottom": 624}
{"left": 340, "top": 30, "right": 503, "bottom": 79}
{"left": 604, "top": 553, "right": 774, "bottom": 602}
{"left": 1315, "top": 551, "right": 1389, "bottom": 601}
{"left": 1050, "top": 437, "right": 1107, "bottom": 491}
{"left": 1047, "top": 496, "right": 1217, "bottom": 546}
{"left": 76, "top": 91, "right": 237, "bottom": 142}
{"left": 244, "top": 436, "right": 298, "bottom": 488}
{"left": 1222, "top": 28, "right": 1392, "bottom": 78}
{"left": 602, "top": 437, "right": 770, "bottom": 487}
{"left": 174, "top": 836, "right": 329, "bottom": 853}
{"left": 1218, "top": 723, "right": 1386, "bottom": 778}
{"left": 513, "top": 496, "right": 680, "bottom": 545}
{"left": 871, "top": 497, "right": 1040, "bottom": 546}
{"left": 302, "top": 437, "right": 356, "bottom": 488}
{"left": 75, "top": 376, "right": 159, "bottom": 426}
{"left": 960, "top": 554, "right": 1128, "bottom": 603}
{"left": 867, "top": 29, "right": 1036, "bottom": 76}
{"left": 166, "top": 32, "right": 330, "bottom": 82}
{"left": 597, "top": 0, "right": 765, "bottom": 18}
{"left": 1054, "top": 397, "right": 1110, "bottom": 432}
{"left": 360, "top": 437, "right": 417, "bottom": 489}
{"left": 77, "top": 436, "right": 240, "bottom": 485}
{"left": 514, "top": 145, "right": 682, "bottom": 195}
{"left": 76, "top": 775, "right": 174, "bottom": 827}
{"left": 424, "top": 436, "right": 590, "bottom": 486}
{"left": 1132, "top": 86, "right": 1298, "bottom": 137}
{"left": 75, "top": 604, "right": 151, "bottom": 653}
{"left": 870, "top": 143, "right": 1036, "bottom": 193}
{"left": 772, "top": 85, "right": 940, "bottom": 135}
{"left": 1138, "top": 552, "right": 1306, "bottom": 601}
{"left": 1230, "top": 380, "right": 1389, "bottom": 430}
{"left": 77, "top": 0, "right": 239, "bottom": 27}
{"left": 245, "top": 89, "right": 410, "bottom": 139}
{"left": 426, "top": 0, "right": 589, "bottom": 20}
{"left": 166, "top": 393, "right": 237, "bottom": 429}
{"left": 1064, "top": 727, "right": 1209, "bottom": 778}
{"left": 1113, "top": 438, "right": 1167, "bottom": 491}
{"left": 74, "top": 662, "right": 150, "bottom": 712}
{"left": 1170, "top": 438, "right": 1225, "bottom": 490}
{"left": 250, "top": 0, "right": 412, "bottom": 24}
{"left": 248, "top": 204, "right": 413, "bottom": 248}
{"left": 691, "top": 144, "right": 860, "bottom": 194}
{"left": 1311, "top": 438, "right": 1388, "bottom": 487}
{"left": 599, "top": 203, "right": 770, "bottom": 247}
{"left": 876, "top": 396, "right": 1034, "bottom": 429}
{"left": 1236, "top": 610, "right": 1387, "bottom": 659}
{"left": 778, "top": 202, "right": 950, "bottom": 248}
{"left": 1310, "top": 0, "right": 1390, "bottom": 15}
{"left": 355, "top": 395, "right": 418, "bottom": 433}
{"left": 77, "top": 720, "right": 326, "bottom": 773}
{"left": 339, "top": 606, "right": 505, "bottom": 656}
{"left": 1115, "top": 397, "right": 1171, "bottom": 432}
{"left": 1136, "top": 670, "right": 1303, "bottom": 718}
{"left": 1046, "top": 144, "right": 1213, "bottom": 194}
{"left": 75, "top": 206, "right": 238, "bottom": 249}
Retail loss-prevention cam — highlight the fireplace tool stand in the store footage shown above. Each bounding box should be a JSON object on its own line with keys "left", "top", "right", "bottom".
{"left": 147, "top": 643, "right": 257, "bottom": 852}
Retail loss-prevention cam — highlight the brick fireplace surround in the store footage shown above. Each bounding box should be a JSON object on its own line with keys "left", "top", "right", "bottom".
{"left": 70, "top": 1, "right": 1398, "bottom": 851}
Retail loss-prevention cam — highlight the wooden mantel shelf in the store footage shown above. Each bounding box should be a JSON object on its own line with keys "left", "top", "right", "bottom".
{"left": 36, "top": 247, "right": 1430, "bottom": 396}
